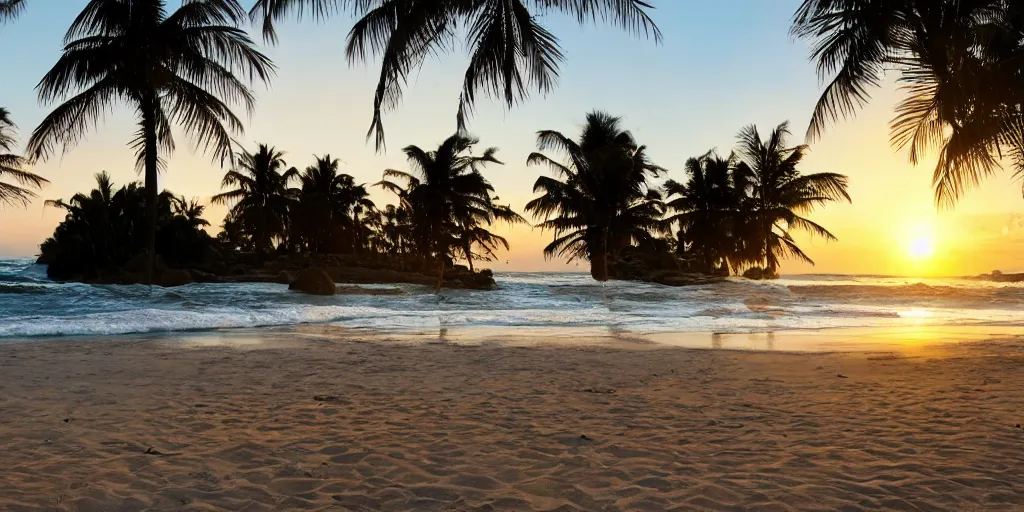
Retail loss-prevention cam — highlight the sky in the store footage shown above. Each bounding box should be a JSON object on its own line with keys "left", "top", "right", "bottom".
{"left": 1, "top": 0, "right": 1022, "bottom": 276}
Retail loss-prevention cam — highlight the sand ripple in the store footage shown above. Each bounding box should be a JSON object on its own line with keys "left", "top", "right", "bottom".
{"left": 1, "top": 334, "right": 1023, "bottom": 510}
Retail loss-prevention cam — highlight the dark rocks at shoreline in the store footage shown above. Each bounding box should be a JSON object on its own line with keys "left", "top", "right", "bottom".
{"left": 46, "top": 251, "right": 500, "bottom": 291}
{"left": 969, "top": 270, "right": 1024, "bottom": 283}
{"left": 288, "top": 268, "right": 336, "bottom": 296}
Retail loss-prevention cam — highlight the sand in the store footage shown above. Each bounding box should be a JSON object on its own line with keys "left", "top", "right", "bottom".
{"left": 1, "top": 329, "right": 1023, "bottom": 511}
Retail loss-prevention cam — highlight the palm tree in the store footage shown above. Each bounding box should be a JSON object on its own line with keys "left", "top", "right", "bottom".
{"left": 0, "top": 108, "right": 47, "bottom": 206}
{"left": 663, "top": 151, "right": 744, "bottom": 274}
{"left": 376, "top": 133, "right": 506, "bottom": 288}
{"left": 525, "top": 111, "right": 665, "bottom": 281}
{"left": 27, "top": 0, "right": 274, "bottom": 282}
{"left": 212, "top": 144, "right": 298, "bottom": 258}
{"left": 457, "top": 200, "right": 526, "bottom": 272}
{"left": 171, "top": 195, "right": 211, "bottom": 230}
{"left": 735, "top": 122, "right": 851, "bottom": 276}
{"left": 296, "top": 155, "right": 375, "bottom": 253}
{"left": 0, "top": 0, "right": 24, "bottom": 21}
{"left": 250, "top": 0, "right": 661, "bottom": 149}
{"left": 791, "top": 0, "right": 1024, "bottom": 206}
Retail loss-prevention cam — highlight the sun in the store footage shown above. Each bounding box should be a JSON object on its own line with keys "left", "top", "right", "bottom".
{"left": 907, "top": 235, "right": 935, "bottom": 260}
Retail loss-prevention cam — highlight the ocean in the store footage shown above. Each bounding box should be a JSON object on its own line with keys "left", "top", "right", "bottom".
{"left": 1, "top": 257, "right": 1022, "bottom": 340}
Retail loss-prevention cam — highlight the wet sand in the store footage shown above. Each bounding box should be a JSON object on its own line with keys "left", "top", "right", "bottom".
{"left": 1, "top": 328, "right": 1023, "bottom": 511}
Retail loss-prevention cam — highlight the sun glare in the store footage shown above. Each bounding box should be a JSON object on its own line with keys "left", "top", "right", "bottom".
{"left": 908, "top": 236, "right": 935, "bottom": 259}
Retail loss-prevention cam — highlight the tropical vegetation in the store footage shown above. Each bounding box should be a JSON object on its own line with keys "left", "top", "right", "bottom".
{"left": 40, "top": 172, "right": 212, "bottom": 280}
{"left": 2, "top": 2, "right": 876, "bottom": 287}
{"left": 26, "top": 0, "right": 273, "bottom": 282}
{"left": 377, "top": 134, "right": 525, "bottom": 287}
{"left": 526, "top": 113, "right": 850, "bottom": 281}
{"left": 526, "top": 111, "right": 666, "bottom": 281}
{"left": 0, "top": 107, "right": 47, "bottom": 207}
{"left": 792, "top": 0, "right": 1024, "bottom": 206}
{"left": 249, "top": 0, "right": 661, "bottom": 149}
{"left": 666, "top": 122, "right": 851, "bottom": 277}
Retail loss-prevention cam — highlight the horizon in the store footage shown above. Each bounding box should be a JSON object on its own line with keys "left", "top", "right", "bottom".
{"left": 1, "top": 1, "right": 1023, "bottom": 276}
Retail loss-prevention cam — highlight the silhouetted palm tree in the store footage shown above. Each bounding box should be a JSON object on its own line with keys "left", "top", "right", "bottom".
{"left": 296, "top": 154, "right": 374, "bottom": 253}
{"left": 377, "top": 134, "right": 507, "bottom": 287}
{"left": 213, "top": 144, "right": 297, "bottom": 258}
{"left": 458, "top": 200, "right": 526, "bottom": 272}
{"left": 792, "top": 0, "right": 1024, "bottom": 205}
{"left": 27, "top": 0, "right": 274, "bottom": 281}
{"left": 0, "top": 108, "right": 47, "bottom": 206}
{"left": 735, "top": 122, "right": 851, "bottom": 276}
{"left": 42, "top": 172, "right": 208, "bottom": 278}
{"left": 664, "top": 151, "right": 744, "bottom": 274}
{"left": 250, "top": 0, "right": 661, "bottom": 149}
{"left": 0, "top": 0, "right": 25, "bottom": 21}
{"left": 171, "top": 196, "right": 211, "bottom": 229}
{"left": 525, "top": 111, "right": 664, "bottom": 281}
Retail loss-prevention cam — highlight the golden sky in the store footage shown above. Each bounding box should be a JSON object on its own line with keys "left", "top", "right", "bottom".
{"left": 1, "top": 1, "right": 1021, "bottom": 277}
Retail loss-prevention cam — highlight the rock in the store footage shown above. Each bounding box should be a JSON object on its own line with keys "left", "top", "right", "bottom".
{"left": 156, "top": 269, "right": 194, "bottom": 287}
{"left": 276, "top": 270, "right": 295, "bottom": 285}
{"left": 742, "top": 267, "right": 778, "bottom": 280}
{"left": 288, "top": 268, "right": 336, "bottom": 295}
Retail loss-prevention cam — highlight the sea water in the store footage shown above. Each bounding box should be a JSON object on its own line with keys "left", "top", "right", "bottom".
{"left": 0, "top": 258, "right": 1022, "bottom": 339}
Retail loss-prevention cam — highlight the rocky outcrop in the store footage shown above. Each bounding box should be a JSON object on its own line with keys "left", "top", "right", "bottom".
{"left": 970, "top": 270, "right": 1024, "bottom": 283}
{"left": 608, "top": 246, "right": 725, "bottom": 287}
{"left": 156, "top": 269, "right": 194, "bottom": 287}
{"left": 288, "top": 268, "right": 336, "bottom": 295}
{"left": 741, "top": 267, "right": 778, "bottom": 280}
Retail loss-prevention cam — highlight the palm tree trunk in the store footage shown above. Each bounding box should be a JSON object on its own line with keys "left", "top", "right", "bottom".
{"left": 141, "top": 100, "right": 159, "bottom": 285}
{"left": 590, "top": 231, "right": 609, "bottom": 282}
{"left": 463, "top": 237, "right": 474, "bottom": 273}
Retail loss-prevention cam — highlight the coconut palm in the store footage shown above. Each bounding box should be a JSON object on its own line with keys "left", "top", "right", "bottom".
{"left": 0, "top": 108, "right": 47, "bottom": 207}
{"left": 735, "top": 122, "right": 851, "bottom": 276}
{"left": 250, "top": 0, "right": 661, "bottom": 149}
{"left": 791, "top": 0, "right": 1024, "bottom": 205}
{"left": 212, "top": 144, "right": 298, "bottom": 258}
{"left": 525, "top": 111, "right": 665, "bottom": 281}
{"left": 42, "top": 172, "right": 209, "bottom": 278}
{"left": 663, "top": 151, "right": 745, "bottom": 274}
{"left": 27, "top": 0, "right": 274, "bottom": 281}
{"left": 171, "top": 196, "right": 211, "bottom": 229}
{"left": 0, "top": 0, "right": 25, "bottom": 21}
{"left": 376, "top": 133, "right": 507, "bottom": 287}
{"left": 458, "top": 200, "right": 526, "bottom": 272}
{"left": 295, "top": 155, "right": 375, "bottom": 253}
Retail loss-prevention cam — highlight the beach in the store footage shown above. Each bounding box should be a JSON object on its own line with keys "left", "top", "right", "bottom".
{"left": 2, "top": 328, "right": 1023, "bottom": 511}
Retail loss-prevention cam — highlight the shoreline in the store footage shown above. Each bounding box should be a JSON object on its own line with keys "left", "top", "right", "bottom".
{"left": 4, "top": 323, "right": 1024, "bottom": 353}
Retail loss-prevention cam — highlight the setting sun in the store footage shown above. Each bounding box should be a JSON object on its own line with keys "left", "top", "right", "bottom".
{"left": 908, "top": 235, "right": 935, "bottom": 259}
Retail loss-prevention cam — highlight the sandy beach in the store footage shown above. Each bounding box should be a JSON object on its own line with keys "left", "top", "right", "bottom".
{"left": 2, "top": 329, "right": 1023, "bottom": 511}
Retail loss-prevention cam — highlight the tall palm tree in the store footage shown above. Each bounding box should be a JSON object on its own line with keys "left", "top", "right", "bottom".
{"left": 0, "top": 108, "right": 47, "bottom": 206}
{"left": 0, "top": 0, "right": 25, "bottom": 22}
{"left": 250, "top": 0, "right": 661, "bottom": 149}
{"left": 663, "top": 151, "right": 744, "bottom": 274}
{"left": 525, "top": 111, "right": 665, "bottom": 281}
{"left": 376, "top": 133, "right": 506, "bottom": 288}
{"left": 27, "top": 0, "right": 274, "bottom": 281}
{"left": 296, "top": 154, "right": 374, "bottom": 253}
{"left": 213, "top": 144, "right": 297, "bottom": 258}
{"left": 791, "top": 0, "right": 1024, "bottom": 206}
{"left": 735, "top": 122, "right": 851, "bottom": 276}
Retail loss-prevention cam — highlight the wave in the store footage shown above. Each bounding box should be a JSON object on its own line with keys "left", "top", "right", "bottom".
{"left": 2, "top": 261, "right": 1023, "bottom": 339}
